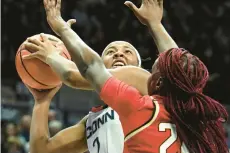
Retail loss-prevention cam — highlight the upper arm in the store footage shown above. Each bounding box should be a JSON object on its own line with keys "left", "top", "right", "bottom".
{"left": 66, "top": 69, "right": 92, "bottom": 90}
{"left": 100, "top": 77, "right": 146, "bottom": 116}
{"left": 66, "top": 66, "right": 150, "bottom": 95}
{"left": 46, "top": 122, "right": 87, "bottom": 153}
{"left": 109, "top": 66, "right": 150, "bottom": 95}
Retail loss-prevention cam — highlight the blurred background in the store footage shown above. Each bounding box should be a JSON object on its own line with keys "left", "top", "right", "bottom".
{"left": 1, "top": 0, "right": 230, "bottom": 152}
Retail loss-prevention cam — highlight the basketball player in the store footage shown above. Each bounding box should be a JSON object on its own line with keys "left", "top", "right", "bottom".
{"left": 26, "top": 41, "right": 146, "bottom": 153}
{"left": 24, "top": 0, "right": 180, "bottom": 153}
{"left": 27, "top": 0, "right": 228, "bottom": 152}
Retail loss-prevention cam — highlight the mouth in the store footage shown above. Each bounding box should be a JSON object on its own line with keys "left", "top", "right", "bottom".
{"left": 112, "top": 60, "right": 126, "bottom": 68}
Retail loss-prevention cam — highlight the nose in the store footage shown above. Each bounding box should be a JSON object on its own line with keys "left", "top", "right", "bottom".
{"left": 113, "top": 51, "right": 124, "bottom": 58}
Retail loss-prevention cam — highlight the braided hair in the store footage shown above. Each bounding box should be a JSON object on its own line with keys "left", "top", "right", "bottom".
{"left": 152, "top": 48, "right": 228, "bottom": 153}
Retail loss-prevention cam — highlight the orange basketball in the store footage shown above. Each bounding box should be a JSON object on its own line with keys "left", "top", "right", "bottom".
{"left": 15, "top": 34, "right": 71, "bottom": 90}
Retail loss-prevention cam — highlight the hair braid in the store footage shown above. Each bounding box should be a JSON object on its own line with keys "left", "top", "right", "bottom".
{"left": 156, "top": 48, "right": 228, "bottom": 153}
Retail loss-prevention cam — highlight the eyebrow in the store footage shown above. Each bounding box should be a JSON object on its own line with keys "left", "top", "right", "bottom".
{"left": 106, "top": 46, "right": 116, "bottom": 50}
{"left": 124, "top": 46, "right": 131, "bottom": 49}
{"left": 104, "top": 45, "right": 135, "bottom": 54}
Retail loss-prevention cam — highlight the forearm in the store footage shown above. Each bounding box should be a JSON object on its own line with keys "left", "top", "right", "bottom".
{"left": 58, "top": 26, "right": 101, "bottom": 78}
{"left": 30, "top": 102, "right": 50, "bottom": 153}
{"left": 147, "top": 23, "right": 178, "bottom": 53}
{"left": 30, "top": 101, "right": 88, "bottom": 153}
{"left": 46, "top": 53, "right": 90, "bottom": 89}
{"left": 58, "top": 26, "right": 110, "bottom": 92}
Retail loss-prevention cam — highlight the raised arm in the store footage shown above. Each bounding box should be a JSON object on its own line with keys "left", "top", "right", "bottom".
{"left": 26, "top": 85, "right": 88, "bottom": 153}
{"left": 125, "top": 0, "right": 178, "bottom": 53}
{"left": 44, "top": 0, "right": 111, "bottom": 92}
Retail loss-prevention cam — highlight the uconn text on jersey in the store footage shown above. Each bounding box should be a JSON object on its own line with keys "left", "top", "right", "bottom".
{"left": 87, "top": 109, "right": 115, "bottom": 139}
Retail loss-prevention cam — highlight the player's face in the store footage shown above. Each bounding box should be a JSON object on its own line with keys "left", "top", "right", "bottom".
{"left": 147, "top": 59, "right": 161, "bottom": 95}
{"left": 102, "top": 41, "right": 139, "bottom": 69}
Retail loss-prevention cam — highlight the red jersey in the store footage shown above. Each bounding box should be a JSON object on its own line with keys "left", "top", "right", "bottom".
{"left": 100, "top": 77, "right": 189, "bottom": 153}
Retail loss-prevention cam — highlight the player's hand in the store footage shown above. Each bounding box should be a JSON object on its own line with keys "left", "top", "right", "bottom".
{"left": 43, "top": 0, "right": 68, "bottom": 36}
{"left": 67, "top": 19, "right": 76, "bottom": 28}
{"left": 26, "top": 84, "right": 62, "bottom": 103}
{"left": 124, "top": 0, "right": 163, "bottom": 26}
{"left": 23, "top": 33, "right": 61, "bottom": 63}
{"left": 79, "top": 115, "right": 89, "bottom": 125}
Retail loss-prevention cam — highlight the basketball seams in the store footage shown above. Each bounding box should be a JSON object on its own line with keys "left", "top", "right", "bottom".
{"left": 19, "top": 48, "right": 49, "bottom": 87}
{"left": 15, "top": 34, "right": 71, "bottom": 89}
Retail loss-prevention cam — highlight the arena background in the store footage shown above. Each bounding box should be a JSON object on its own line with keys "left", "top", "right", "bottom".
{"left": 1, "top": 0, "right": 230, "bottom": 152}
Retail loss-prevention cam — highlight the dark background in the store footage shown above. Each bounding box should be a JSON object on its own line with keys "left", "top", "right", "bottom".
{"left": 1, "top": 0, "right": 230, "bottom": 152}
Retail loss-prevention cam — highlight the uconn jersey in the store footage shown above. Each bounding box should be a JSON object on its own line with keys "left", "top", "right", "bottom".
{"left": 86, "top": 106, "right": 124, "bottom": 153}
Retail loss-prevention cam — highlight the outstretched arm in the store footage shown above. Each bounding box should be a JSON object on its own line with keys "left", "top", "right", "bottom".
{"left": 57, "top": 27, "right": 112, "bottom": 92}
{"left": 43, "top": 0, "right": 111, "bottom": 93}
{"left": 148, "top": 23, "right": 178, "bottom": 53}
{"left": 27, "top": 86, "right": 88, "bottom": 153}
{"left": 125, "top": 0, "right": 178, "bottom": 53}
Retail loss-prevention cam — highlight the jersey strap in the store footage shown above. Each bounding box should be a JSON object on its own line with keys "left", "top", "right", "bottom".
{"left": 124, "top": 97, "right": 160, "bottom": 142}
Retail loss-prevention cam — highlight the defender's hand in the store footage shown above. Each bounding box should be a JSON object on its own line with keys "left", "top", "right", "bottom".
{"left": 23, "top": 33, "right": 61, "bottom": 63}
{"left": 67, "top": 19, "right": 76, "bottom": 28}
{"left": 124, "top": 0, "right": 163, "bottom": 26}
{"left": 26, "top": 84, "right": 62, "bottom": 103}
{"left": 44, "top": 0, "right": 68, "bottom": 35}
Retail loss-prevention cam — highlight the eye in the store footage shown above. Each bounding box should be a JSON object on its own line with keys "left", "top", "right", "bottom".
{"left": 106, "top": 50, "right": 115, "bottom": 55}
{"left": 125, "top": 50, "right": 132, "bottom": 54}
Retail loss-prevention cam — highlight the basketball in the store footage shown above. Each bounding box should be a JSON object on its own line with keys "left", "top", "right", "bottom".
{"left": 15, "top": 34, "right": 71, "bottom": 90}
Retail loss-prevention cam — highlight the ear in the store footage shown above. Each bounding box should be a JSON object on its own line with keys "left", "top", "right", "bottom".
{"left": 156, "top": 77, "right": 164, "bottom": 90}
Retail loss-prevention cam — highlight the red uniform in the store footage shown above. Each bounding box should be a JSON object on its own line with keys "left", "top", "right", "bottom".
{"left": 100, "top": 77, "right": 189, "bottom": 153}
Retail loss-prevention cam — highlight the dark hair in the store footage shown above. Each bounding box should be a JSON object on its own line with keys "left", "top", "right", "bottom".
{"left": 155, "top": 48, "right": 228, "bottom": 153}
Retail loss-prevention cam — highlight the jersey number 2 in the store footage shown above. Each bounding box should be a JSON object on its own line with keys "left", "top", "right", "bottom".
{"left": 93, "top": 137, "right": 100, "bottom": 153}
{"left": 159, "top": 123, "right": 188, "bottom": 153}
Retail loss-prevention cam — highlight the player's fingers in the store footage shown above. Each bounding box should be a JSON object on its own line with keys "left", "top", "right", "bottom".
{"left": 22, "top": 53, "right": 39, "bottom": 60}
{"left": 56, "top": 0, "right": 61, "bottom": 10}
{"left": 143, "top": 0, "right": 150, "bottom": 5}
{"left": 50, "top": 0, "right": 56, "bottom": 8}
{"left": 27, "top": 38, "right": 43, "bottom": 46}
{"left": 43, "top": 0, "right": 49, "bottom": 11}
{"left": 24, "top": 42, "right": 41, "bottom": 52}
{"left": 67, "top": 19, "right": 76, "bottom": 28}
{"left": 158, "top": 0, "right": 163, "bottom": 8}
{"left": 124, "top": 1, "right": 139, "bottom": 13}
{"left": 49, "top": 83, "right": 62, "bottom": 96}
{"left": 40, "top": 33, "right": 49, "bottom": 42}
{"left": 25, "top": 84, "right": 35, "bottom": 92}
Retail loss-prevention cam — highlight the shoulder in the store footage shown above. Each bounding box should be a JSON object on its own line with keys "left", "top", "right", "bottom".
{"left": 109, "top": 66, "right": 151, "bottom": 76}
{"left": 151, "top": 95, "right": 171, "bottom": 120}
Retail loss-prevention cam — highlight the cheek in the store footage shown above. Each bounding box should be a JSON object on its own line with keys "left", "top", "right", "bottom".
{"left": 102, "top": 57, "right": 113, "bottom": 68}
{"left": 147, "top": 75, "right": 158, "bottom": 95}
{"left": 127, "top": 56, "right": 139, "bottom": 66}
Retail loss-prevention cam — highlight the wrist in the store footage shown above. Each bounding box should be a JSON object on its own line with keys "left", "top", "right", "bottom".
{"left": 46, "top": 52, "right": 61, "bottom": 64}
{"left": 34, "top": 99, "right": 51, "bottom": 105}
{"left": 58, "top": 25, "right": 70, "bottom": 36}
{"left": 48, "top": 17, "right": 69, "bottom": 35}
{"left": 147, "top": 22, "right": 162, "bottom": 30}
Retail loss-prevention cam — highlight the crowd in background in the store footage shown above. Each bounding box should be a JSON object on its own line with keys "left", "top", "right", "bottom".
{"left": 2, "top": 0, "right": 230, "bottom": 103}
{"left": 1, "top": 111, "right": 64, "bottom": 153}
{"left": 2, "top": 0, "right": 230, "bottom": 152}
